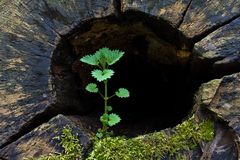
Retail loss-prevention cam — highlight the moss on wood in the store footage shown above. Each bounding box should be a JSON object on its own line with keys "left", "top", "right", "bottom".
{"left": 87, "top": 116, "right": 214, "bottom": 160}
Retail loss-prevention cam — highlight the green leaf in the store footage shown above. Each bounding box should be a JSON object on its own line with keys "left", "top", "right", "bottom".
{"left": 100, "top": 114, "right": 109, "bottom": 125}
{"left": 81, "top": 48, "right": 124, "bottom": 68}
{"left": 80, "top": 54, "right": 98, "bottom": 66}
{"left": 96, "top": 132, "right": 103, "bottom": 139}
{"left": 106, "top": 49, "right": 124, "bottom": 65}
{"left": 108, "top": 113, "right": 121, "bottom": 126}
{"left": 91, "top": 69, "right": 114, "bottom": 82}
{"left": 115, "top": 88, "right": 130, "bottom": 98}
{"left": 95, "top": 47, "right": 124, "bottom": 67}
{"left": 107, "top": 106, "right": 112, "bottom": 112}
{"left": 95, "top": 47, "right": 109, "bottom": 68}
{"left": 85, "top": 83, "right": 98, "bottom": 93}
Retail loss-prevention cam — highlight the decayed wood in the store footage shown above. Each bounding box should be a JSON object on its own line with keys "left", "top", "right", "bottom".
{"left": 122, "top": 0, "right": 191, "bottom": 27}
{"left": 0, "top": 0, "right": 240, "bottom": 159}
{"left": 179, "top": 0, "right": 240, "bottom": 41}
{"left": 0, "top": 0, "right": 114, "bottom": 151}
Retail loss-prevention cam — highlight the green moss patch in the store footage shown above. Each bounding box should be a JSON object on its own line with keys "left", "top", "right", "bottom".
{"left": 87, "top": 116, "right": 214, "bottom": 160}
{"left": 32, "top": 116, "right": 214, "bottom": 160}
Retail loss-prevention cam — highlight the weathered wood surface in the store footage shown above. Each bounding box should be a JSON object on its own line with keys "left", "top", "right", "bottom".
{"left": 208, "top": 73, "right": 240, "bottom": 136}
{"left": 0, "top": 0, "right": 57, "bottom": 148}
{"left": 204, "top": 74, "right": 240, "bottom": 159}
{"left": 122, "top": 0, "right": 191, "bottom": 27}
{"left": 0, "top": 0, "right": 114, "bottom": 149}
{"left": 192, "top": 17, "right": 240, "bottom": 77}
{"left": 0, "top": 114, "right": 91, "bottom": 159}
{"left": 179, "top": 0, "right": 240, "bottom": 41}
{"left": 0, "top": 0, "right": 240, "bottom": 159}
{"left": 196, "top": 74, "right": 240, "bottom": 160}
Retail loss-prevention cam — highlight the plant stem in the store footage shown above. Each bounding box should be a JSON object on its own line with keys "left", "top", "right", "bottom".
{"left": 104, "top": 80, "right": 108, "bottom": 114}
{"left": 108, "top": 94, "right": 116, "bottom": 99}
{"left": 102, "top": 80, "right": 108, "bottom": 132}
{"left": 98, "top": 92, "right": 104, "bottom": 99}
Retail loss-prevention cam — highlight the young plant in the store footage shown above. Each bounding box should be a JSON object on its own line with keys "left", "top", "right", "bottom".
{"left": 80, "top": 47, "right": 130, "bottom": 138}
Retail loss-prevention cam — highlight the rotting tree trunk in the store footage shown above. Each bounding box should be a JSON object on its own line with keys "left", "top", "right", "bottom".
{"left": 0, "top": 0, "right": 240, "bottom": 159}
{"left": 0, "top": 0, "right": 115, "bottom": 157}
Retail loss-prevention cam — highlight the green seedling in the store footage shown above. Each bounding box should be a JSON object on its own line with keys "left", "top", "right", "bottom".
{"left": 80, "top": 47, "right": 130, "bottom": 138}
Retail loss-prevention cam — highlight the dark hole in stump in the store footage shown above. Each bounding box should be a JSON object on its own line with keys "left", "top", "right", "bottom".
{"left": 51, "top": 12, "right": 201, "bottom": 137}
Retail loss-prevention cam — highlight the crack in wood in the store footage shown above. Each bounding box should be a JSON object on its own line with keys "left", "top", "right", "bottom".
{"left": 0, "top": 104, "right": 58, "bottom": 150}
{"left": 177, "top": 0, "right": 193, "bottom": 28}
{"left": 193, "top": 13, "right": 240, "bottom": 44}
